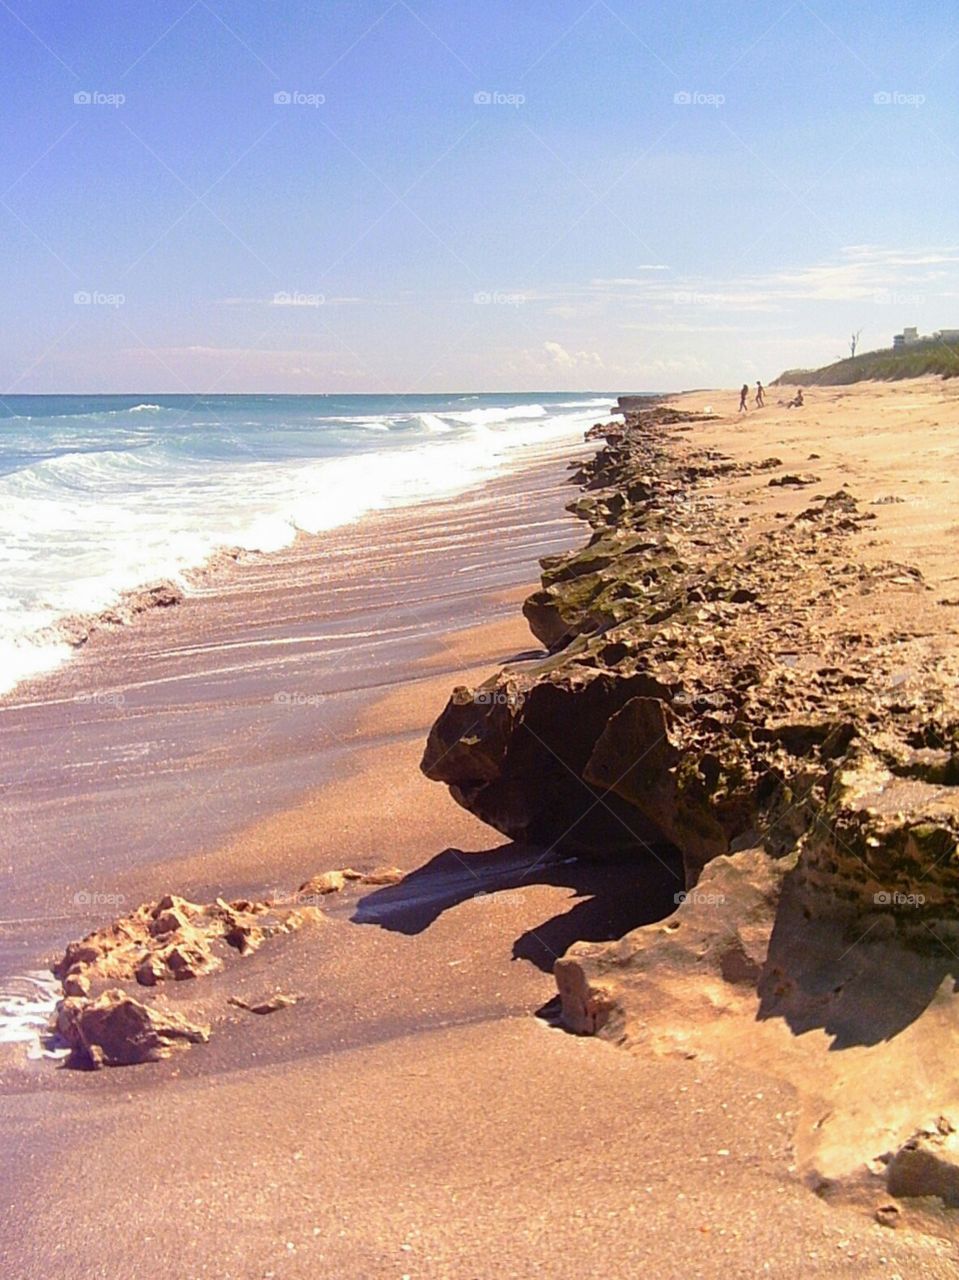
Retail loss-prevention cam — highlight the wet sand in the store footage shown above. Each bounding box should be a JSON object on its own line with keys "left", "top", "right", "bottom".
{"left": 0, "top": 437, "right": 585, "bottom": 976}
{"left": 2, "top": 393, "right": 956, "bottom": 1278}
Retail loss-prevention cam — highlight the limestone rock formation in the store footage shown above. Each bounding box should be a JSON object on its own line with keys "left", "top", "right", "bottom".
{"left": 423, "top": 405, "right": 959, "bottom": 929}
{"left": 49, "top": 888, "right": 324, "bottom": 1067}
{"left": 54, "top": 892, "right": 321, "bottom": 998}
{"left": 420, "top": 401, "right": 959, "bottom": 1207}
{"left": 422, "top": 669, "right": 677, "bottom": 858}
{"left": 887, "top": 1122, "right": 959, "bottom": 1206}
{"left": 57, "top": 989, "right": 209, "bottom": 1069}
{"left": 554, "top": 848, "right": 791, "bottom": 1037}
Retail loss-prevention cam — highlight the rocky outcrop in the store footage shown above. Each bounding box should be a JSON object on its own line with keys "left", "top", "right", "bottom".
{"left": 887, "top": 1122, "right": 959, "bottom": 1206}
{"left": 422, "top": 399, "right": 959, "bottom": 1211}
{"left": 553, "top": 842, "right": 959, "bottom": 1205}
{"left": 56, "top": 989, "right": 209, "bottom": 1069}
{"left": 423, "top": 404, "right": 959, "bottom": 930}
{"left": 48, "top": 867, "right": 398, "bottom": 1068}
{"left": 555, "top": 847, "right": 792, "bottom": 1037}
{"left": 614, "top": 397, "right": 718, "bottom": 422}
{"left": 49, "top": 888, "right": 329, "bottom": 1068}
{"left": 54, "top": 892, "right": 320, "bottom": 996}
{"left": 419, "top": 396, "right": 959, "bottom": 1208}
{"left": 422, "top": 668, "right": 678, "bottom": 858}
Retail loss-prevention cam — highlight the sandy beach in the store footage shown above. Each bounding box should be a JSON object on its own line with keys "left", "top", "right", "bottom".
{"left": 5, "top": 0, "right": 956, "bottom": 1271}
{"left": 4, "top": 383, "right": 959, "bottom": 1278}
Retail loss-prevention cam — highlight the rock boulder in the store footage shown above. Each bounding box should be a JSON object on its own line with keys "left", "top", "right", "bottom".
{"left": 57, "top": 989, "right": 209, "bottom": 1069}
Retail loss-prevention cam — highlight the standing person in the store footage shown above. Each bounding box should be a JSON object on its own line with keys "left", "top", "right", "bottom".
{"left": 755, "top": 380, "right": 765, "bottom": 407}
{"left": 739, "top": 383, "right": 749, "bottom": 412}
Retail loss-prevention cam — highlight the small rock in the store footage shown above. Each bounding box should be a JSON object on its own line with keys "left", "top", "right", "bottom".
{"left": 228, "top": 993, "right": 303, "bottom": 1015}
{"left": 61, "top": 969, "right": 91, "bottom": 998}
{"left": 57, "top": 989, "right": 209, "bottom": 1069}
{"left": 874, "top": 1202, "right": 901, "bottom": 1228}
{"left": 359, "top": 865, "right": 404, "bottom": 886}
{"left": 769, "top": 473, "right": 821, "bottom": 488}
{"left": 299, "top": 870, "right": 347, "bottom": 896}
{"left": 299, "top": 866, "right": 404, "bottom": 895}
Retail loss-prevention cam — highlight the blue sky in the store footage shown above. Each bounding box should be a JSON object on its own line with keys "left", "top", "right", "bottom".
{"left": 2, "top": 0, "right": 957, "bottom": 392}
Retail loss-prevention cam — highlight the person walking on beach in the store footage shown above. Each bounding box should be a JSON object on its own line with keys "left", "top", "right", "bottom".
{"left": 739, "top": 383, "right": 749, "bottom": 412}
{"left": 755, "top": 380, "right": 765, "bottom": 408}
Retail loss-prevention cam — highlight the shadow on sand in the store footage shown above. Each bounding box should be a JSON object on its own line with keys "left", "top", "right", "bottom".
{"left": 351, "top": 840, "right": 685, "bottom": 973}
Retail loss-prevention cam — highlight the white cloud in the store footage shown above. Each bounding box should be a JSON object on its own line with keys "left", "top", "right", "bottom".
{"left": 542, "top": 340, "right": 605, "bottom": 370}
{"left": 586, "top": 245, "right": 959, "bottom": 312}
{"left": 214, "top": 295, "right": 365, "bottom": 308}
{"left": 621, "top": 321, "right": 752, "bottom": 334}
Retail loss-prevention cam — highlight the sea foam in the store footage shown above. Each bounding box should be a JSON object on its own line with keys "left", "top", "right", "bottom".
{"left": 0, "top": 393, "right": 614, "bottom": 696}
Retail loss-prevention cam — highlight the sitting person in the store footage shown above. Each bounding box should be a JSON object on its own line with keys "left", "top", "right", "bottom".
{"left": 786, "top": 388, "right": 804, "bottom": 408}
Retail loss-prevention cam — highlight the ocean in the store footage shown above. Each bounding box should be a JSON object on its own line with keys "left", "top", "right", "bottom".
{"left": 0, "top": 391, "right": 618, "bottom": 695}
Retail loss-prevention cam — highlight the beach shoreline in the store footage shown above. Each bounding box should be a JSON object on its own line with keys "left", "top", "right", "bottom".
{"left": 4, "top": 382, "right": 959, "bottom": 1278}
{"left": 0, "top": 431, "right": 591, "bottom": 983}
{"left": 0, "top": 394, "right": 616, "bottom": 698}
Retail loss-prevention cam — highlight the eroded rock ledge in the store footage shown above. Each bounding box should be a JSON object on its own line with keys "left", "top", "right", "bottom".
{"left": 423, "top": 404, "right": 959, "bottom": 939}
{"left": 422, "top": 400, "right": 959, "bottom": 1201}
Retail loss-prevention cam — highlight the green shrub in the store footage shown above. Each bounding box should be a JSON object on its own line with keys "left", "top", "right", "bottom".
{"left": 773, "top": 339, "right": 959, "bottom": 386}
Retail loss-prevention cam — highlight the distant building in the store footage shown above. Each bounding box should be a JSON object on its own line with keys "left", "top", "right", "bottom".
{"left": 893, "top": 325, "right": 920, "bottom": 349}
{"left": 892, "top": 325, "right": 959, "bottom": 348}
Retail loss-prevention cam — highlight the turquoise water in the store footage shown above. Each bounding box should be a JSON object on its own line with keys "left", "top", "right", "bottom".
{"left": 0, "top": 391, "right": 618, "bottom": 692}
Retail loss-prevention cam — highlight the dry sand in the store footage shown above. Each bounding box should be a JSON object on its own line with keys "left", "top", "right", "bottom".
{"left": 3, "top": 383, "right": 959, "bottom": 1277}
